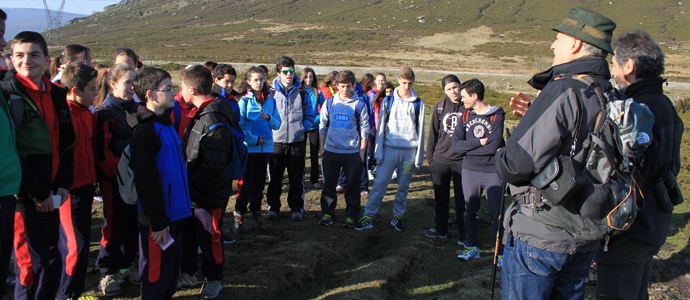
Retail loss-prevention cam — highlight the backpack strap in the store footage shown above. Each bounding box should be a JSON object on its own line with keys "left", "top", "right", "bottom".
{"left": 172, "top": 100, "right": 182, "bottom": 131}
{"left": 413, "top": 97, "right": 421, "bottom": 132}
{"left": 326, "top": 96, "right": 334, "bottom": 127}
{"left": 462, "top": 110, "right": 470, "bottom": 127}
{"left": 563, "top": 75, "right": 586, "bottom": 156}
{"left": 490, "top": 114, "right": 497, "bottom": 125}
{"left": 355, "top": 98, "right": 366, "bottom": 133}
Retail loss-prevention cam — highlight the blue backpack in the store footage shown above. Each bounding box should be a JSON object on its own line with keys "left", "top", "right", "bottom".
{"left": 200, "top": 123, "right": 248, "bottom": 180}
{"left": 383, "top": 95, "right": 422, "bottom": 131}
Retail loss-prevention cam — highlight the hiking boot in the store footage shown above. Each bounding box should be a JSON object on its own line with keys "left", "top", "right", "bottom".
{"left": 119, "top": 266, "right": 140, "bottom": 284}
{"left": 233, "top": 211, "right": 245, "bottom": 235}
{"left": 178, "top": 272, "right": 199, "bottom": 289}
{"left": 390, "top": 215, "right": 405, "bottom": 232}
{"left": 336, "top": 185, "right": 345, "bottom": 193}
{"left": 361, "top": 191, "right": 369, "bottom": 198}
{"left": 424, "top": 228, "right": 447, "bottom": 238}
{"left": 312, "top": 182, "right": 322, "bottom": 189}
{"left": 343, "top": 218, "right": 355, "bottom": 229}
{"left": 497, "top": 255, "right": 504, "bottom": 268}
{"left": 292, "top": 212, "right": 303, "bottom": 221}
{"left": 199, "top": 280, "right": 222, "bottom": 299}
{"left": 355, "top": 216, "right": 373, "bottom": 230}
{"left": 265, "top": 210, "right": 279, "bottom": 220}
{"left": 250, "top": 212, "right": 265, "bottom": 233}
{"left": 99, "top": 274, "right": 122, "bottom": 296}
{"left": 222, "top": 233, "right": 235, "bottom": 244}
{"left": 319, "top": 214, "right": 334, "bottom": 226}
{"left": 457, "top": 246, "right": 480, "bottom": 261}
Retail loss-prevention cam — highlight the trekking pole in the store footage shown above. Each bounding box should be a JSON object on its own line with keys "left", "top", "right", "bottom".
{"left": 490, "top": 127, "right": 512, "bottom": 300}
{"left": 489, "top": 180, "right": 508, "bottom": 300}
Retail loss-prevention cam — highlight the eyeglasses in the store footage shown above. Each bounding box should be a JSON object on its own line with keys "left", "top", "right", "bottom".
{"left": 280, "top": 69, "right": 296, "bottom": 75}
{"left": 154, "top": 87, "right": 176, "bottom": 94}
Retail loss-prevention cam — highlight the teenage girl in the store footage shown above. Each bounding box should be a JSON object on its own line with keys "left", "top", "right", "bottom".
{"left": 51, "top": 44, "right": 92, "bottom": 85}
{"left": 302, "top": 68, "right": 325, "bottom": 189}
{"left": 318, "top": 71, "right": 338, "bottom": 100}
{"left": 93, "top": 63, "right": 140, "bottom": 296}
{"left": 114, "top": 48, "right": 143, "bottom": 102}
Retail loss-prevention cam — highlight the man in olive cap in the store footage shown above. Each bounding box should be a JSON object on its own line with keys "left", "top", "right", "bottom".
{"left": 494, "top": 7, "right": 616, "bottom": 299}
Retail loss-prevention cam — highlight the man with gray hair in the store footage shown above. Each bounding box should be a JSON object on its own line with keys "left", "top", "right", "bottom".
{"left": 494, "top": 7, "right": 616, "bottom": 299}
{"left": 595, "top": 30, "right": 683, "bottom": 299}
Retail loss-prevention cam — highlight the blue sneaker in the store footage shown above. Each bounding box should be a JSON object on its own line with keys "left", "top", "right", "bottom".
{"left": 343, "top": 218, "right": 355, "bottom": 229}
{"left": 497, "top": 255, "right": 503, "bottom": 268}
{"left": 390, "top": 215, "right": 405, "bottom": 232}
{"left": 355, "top": 216, "right": 373, "bottom": 230}
{"left": 423, "top": 228, "right": 447, "bottom": 238}
{"left": 319, "top": 214, "right": 334, "bottom": 226}
{"left": 457, "top": 246, "right": 480, "bottom": 261}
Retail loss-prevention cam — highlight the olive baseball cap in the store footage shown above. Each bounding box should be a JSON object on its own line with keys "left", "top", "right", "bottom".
{"left": 552, "top": 7, "right": 616, "bottom": 54}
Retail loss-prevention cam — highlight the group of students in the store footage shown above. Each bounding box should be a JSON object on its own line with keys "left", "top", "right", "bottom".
{"left": 0, "top": 7, "right": 511, "bottom": 300}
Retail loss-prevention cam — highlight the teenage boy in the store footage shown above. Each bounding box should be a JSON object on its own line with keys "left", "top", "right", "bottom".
{"left": 424, "top": 75, "right": 467, "bottom": 241}
{"left": 266, "top": 56, "right": 316, "bottom": 221}
{"left": 211, "top": 63, "right": 242, "bottom": 124}
{"left": 452, "top": 78, "right": 505, "bottom": 261}
{"left": 0, "top": 9, "right": 23, "bottom": 300}
{"left": 1, "top": 31, "right": 76, "bottom": 300}
{"left": 57, "top": 63, "right": 98, "bottom": 300}
{"left": 180, "top": 65, "right": 236, "bottom": 299}
{"left": 319, "top": 70, "right": 370, "bottom": 228}
{"left": 129, "top": 68, "right": 192, "bottom": 300}
{"left": 356, "top": 67, "right": 424, "bottom": 232}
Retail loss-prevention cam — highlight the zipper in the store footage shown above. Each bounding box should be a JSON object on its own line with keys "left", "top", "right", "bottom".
{"left": 80, "top": 112, "right": 95, "bottom": 183}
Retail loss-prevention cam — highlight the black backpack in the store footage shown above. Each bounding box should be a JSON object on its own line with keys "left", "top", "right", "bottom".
{"left": 529, "top": 74, "right": 654, "bottom": 244}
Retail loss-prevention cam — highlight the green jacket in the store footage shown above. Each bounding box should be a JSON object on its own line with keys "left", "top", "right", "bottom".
{"left": 0, "top": 89, "right": 21, "bottom": 198}
{"left": 0, "top": 70, "right": 75, "bottom": 211}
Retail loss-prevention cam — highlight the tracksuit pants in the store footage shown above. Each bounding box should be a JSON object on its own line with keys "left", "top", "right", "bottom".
{"left": 0, "top": 195, "right": 17, "bottom": 299}
{"left": 267, "top": 142, "right": 306, "bottom": 213}
{"left": 321, "top": 151, "right": 362, "bottom": 220}
{"left": 139, "top": 219, "right": 185, "bottom": 300}
{"left": 180, "top": 216, "right": 199, "bottom": 277}
{"left": 97, "top": 177, "right": 139, "bottom": 276}
{"left": 337, "top": 142, "right": 369, "bottom": 192}
{"left": 13, "top": 209, "right": 61, "bottom": 300}
{"left": 235, "top": 153, "right": 271, "bottom": 215}
{"left": 305, "top": 130, "right": 321, "bottom": 184}
{"left": 461, "top": 169, "right": 502, "bottom": 246}
{"left": 182, "top": 206, "right": 225, "bottom": 281}
{"left": 363, "top": 147, "right": 415, "bottom": 218}
{"left": 428, "top": 160, "right": 465, "bottom": 237}
{"left": 57, "top": 185, "right": 95, "bottom": 300}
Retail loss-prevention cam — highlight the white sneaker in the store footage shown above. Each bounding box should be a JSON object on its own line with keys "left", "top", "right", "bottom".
{"left": 457, "top": 246, "right": 480, "bottom": 261}
{"left": 391, "top": 170, "right": 397, "bottom": 180}
{"left": 199, "top": 280, "right": 223, "bottom": 299}
{"left": 368, "top": 170, "right": 374, "bottom": 180}
{"left": 178, "top": 272, "right": 199, "bottom": 289}
{"left": 99, "top": 274, "right": 122, "bottom": 296}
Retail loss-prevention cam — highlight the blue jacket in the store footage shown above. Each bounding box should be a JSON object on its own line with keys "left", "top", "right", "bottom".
{"left": 127, "top": 104, "right": 192, "bottom": 231}
{"left": 271, "top": 76, "right": 316, "bottom": 143}
{"left": 238, "top": 91, "right": 281, "bottom": 153}
{"left": 305, "top": 86, "right": 325, "bottom": 131}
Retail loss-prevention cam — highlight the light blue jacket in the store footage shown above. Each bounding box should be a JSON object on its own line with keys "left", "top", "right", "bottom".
{"left": 238, "top": 91, "right": 281, "bottom": 153}
{"left": 305, "top": 86, "right": 325, "bottom": 132}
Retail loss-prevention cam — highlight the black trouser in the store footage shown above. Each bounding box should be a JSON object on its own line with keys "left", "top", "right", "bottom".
{"left": 235, "top": 153, "right": 271, "bottom": 214}
{"left": 0, "top": 195, "right": 16, "bottom": 299}
{"left": 337, "top": 142, "right": 369, "bottom": 192}
{"left": 595, "top": 235, "right": 660, "bottom": 300}
{"left": 58, "top": 185, "right": 95, "bottom": 300}
{"left": 267, "top": 142, "right": 306, "bottom": 213}
{"left": 367, "top": 133, "right": 376, "bottom": 170}
{"left": 429, "top": 160, "right": 465, "bottom": 237}
{"left": 305, "top": 130, "right": 321, "bottom": 184}
{"left": 321, "top": 151, "right": 362, "bottom": 219}
{"left": 139, "top": 219, "right": 184, "bottom": 300}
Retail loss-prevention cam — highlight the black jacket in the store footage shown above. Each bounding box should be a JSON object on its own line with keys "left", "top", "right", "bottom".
{"left": 426, "top": 97, "right": 466, "bottom": 165}
{"left": 622, "top": 78, "right": 683, "bottom": 246}
{"left": 0, "top": 70, "right": 75, "bottom": 211}
{"left": 182, "top": 97, "right": 237, "bottom": 209}
{"left": 495, "top": 57, "right": 613, "bottom": 254}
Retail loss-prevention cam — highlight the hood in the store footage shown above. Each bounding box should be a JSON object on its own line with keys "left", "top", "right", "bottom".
{"left": 475, "top": 105, "right": 505, "bottom": 117}
{"left": 272, "top": 75, "right": 302, "bottom": 96}
{"left": 200, "top": 97, "right": 236, "bottom": 124}
{"left": 126, "top": 102, "right": 172, "bottom": 129}
{"left": 393, "top": 87, "right": 418, "bottom": 102}
{"left": 528, "top": 56, "right": 611, "bottom": 90}
{"left": 104, "top": 93, "right": 138, "bottom": 110}
{"left": 67, "top": 99, "right": 91, "bottom": 112}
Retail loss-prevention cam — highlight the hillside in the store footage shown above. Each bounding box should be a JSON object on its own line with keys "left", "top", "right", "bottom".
{"left": 2, "top": 8, "right": 86, "bottom": 42}
{"left": 57, "top": 0, "right": 690, "bottom": 65}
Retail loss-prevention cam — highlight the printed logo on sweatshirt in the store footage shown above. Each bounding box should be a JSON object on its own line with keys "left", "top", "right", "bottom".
{"left": 465, "top": 118, "right": 494, "bottom": 137}
{"left": 442, "top": 112, "right": 463, "bottom": 136}
{"left": 473, "top": 126, "right": 485, "bottom": 138}
{"left": 333, "top": 114, "right": 350, "bottom": 122}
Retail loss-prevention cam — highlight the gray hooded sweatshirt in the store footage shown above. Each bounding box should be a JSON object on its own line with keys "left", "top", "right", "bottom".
{"left": 319, "top": 91, "right": 370, "bottom": 154}
{"left": 374, "top": 87, "right": 425, "bottom": 168}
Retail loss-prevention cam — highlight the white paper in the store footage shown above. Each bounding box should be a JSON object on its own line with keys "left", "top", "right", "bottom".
{"left": 52, "top": 195, "right": 63, "bottom": 208}
{"left": 158, "top": 231, "right": 174, "bottom": 251}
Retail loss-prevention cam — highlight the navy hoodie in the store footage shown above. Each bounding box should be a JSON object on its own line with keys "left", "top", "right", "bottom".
{"left": 452, "top": 106, "right": 505, "bottom": 173}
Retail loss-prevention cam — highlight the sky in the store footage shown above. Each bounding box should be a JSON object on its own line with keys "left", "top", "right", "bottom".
{"left": 2, "top": 0, "right": 120, "bottom": 15}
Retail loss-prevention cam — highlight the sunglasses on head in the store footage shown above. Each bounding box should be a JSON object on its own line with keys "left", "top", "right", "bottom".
{"left": 281, "top": 69, "right": 295, "bottom": 75}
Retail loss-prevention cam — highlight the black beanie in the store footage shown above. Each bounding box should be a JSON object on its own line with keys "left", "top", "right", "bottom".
{"left": 441, "top": 74, "right": 461, "bottom": 89}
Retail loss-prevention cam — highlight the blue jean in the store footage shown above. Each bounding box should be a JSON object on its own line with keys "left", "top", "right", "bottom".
{"left": 502, "top": 236, "right": 594, "bottom": 300}
{"left": 363, "top": 147, "right": 415, "bottom": 218}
